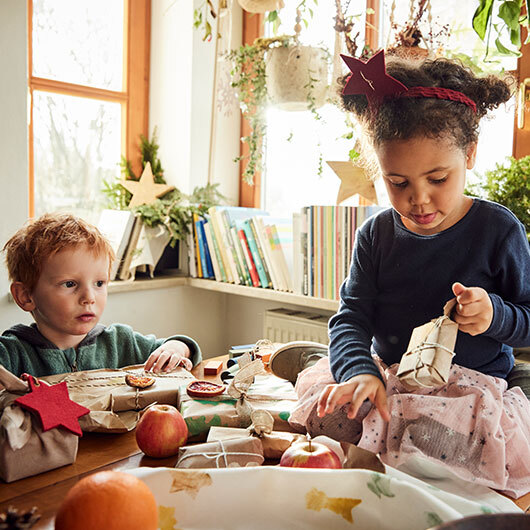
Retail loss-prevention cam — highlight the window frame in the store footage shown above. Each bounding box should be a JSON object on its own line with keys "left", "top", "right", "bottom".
{"left": 27, "top": 0, "right": 151, "bottom": 217}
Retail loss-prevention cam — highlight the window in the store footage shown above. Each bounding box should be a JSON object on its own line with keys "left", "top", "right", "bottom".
{"left": 28, "top": 0, "right": 150, "bottom": 222}
{"left": 260, "top": 1, "right": 518, "bottom": 216}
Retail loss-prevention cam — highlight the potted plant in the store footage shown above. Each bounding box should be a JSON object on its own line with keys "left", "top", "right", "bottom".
{"left": 467, "top": 156, "right": 530, "bottom": 241}
{"left": 227, "top": 34, "right": 329, "bottom": 184}
{"left": 102, "top": 130, "right": 225, "bottom": 249}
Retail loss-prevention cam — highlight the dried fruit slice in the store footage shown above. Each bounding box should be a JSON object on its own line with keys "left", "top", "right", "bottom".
{"left": 186, "top": 380, "right": 225, "bottom": 398}
{"left": 125, "top": 374, "right": 155, "bottom": 388}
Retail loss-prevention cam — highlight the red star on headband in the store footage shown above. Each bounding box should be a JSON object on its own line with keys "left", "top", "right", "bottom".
{"left": 15, "top": 375, "right": 90, "bottom": 436}
{"left": 341, "top": 50, "right": 407, "bottom": 106}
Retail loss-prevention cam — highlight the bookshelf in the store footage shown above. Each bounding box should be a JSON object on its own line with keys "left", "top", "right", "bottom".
{"left": 108, "top": 274, "right": 339, "bottom": 312}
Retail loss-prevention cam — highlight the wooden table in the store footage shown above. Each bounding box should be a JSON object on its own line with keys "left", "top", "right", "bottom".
{"left": 1, "top": 357, "right": 528, "bottom": 528}
{"left": 0, "top": 357, "right": 227, "bottom": 529}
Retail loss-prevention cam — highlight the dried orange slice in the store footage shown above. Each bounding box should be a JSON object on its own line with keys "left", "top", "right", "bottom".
{"left": 186, "top": 380, "right": 225, "bottom": 398}
{"left": 125, "top": 374, "right": 155, "bottom": 388}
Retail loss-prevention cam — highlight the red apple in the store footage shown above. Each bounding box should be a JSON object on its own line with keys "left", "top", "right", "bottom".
{"left": 279, "top": 439, "right": 342, "bottom": 469}
{"left": 135, "top": 404, "right": 188, "bottom": 458}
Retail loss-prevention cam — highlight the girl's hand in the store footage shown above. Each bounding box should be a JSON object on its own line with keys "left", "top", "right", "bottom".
{"left": 316, "top": 374, "right": 390, "bottom": 422}
{"left": 451, "top": 282, "right": 493, "bottom": 336}
{"left": 144, "top": 340, "right": 191, "bottom": 373}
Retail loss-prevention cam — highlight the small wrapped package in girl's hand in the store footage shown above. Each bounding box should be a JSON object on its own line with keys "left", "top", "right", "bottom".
{"left": 396, "top": 301, "right": 458, "bottom": 390}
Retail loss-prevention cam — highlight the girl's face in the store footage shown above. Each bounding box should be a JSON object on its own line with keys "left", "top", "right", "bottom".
{"left": 375, "top": 136, "right": 477, "bottom": 235}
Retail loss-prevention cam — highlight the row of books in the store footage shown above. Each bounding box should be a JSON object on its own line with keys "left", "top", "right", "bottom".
{"left": 187, "top": 206, "right": 294, "bottom": 292}
{"left": 292, "top": 205, "right": 384, "bottom": 300}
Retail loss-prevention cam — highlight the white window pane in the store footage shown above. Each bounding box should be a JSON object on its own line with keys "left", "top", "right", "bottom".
{"left": 32, "top": 0, "right": 124, "bottom": 91}
{"left": 33, "top": 91, "right": 121, "bottom": 223}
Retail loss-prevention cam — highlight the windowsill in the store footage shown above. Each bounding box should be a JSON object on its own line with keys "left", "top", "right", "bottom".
{"left": 108, "top": 273, "right": 339, "bottom": 312}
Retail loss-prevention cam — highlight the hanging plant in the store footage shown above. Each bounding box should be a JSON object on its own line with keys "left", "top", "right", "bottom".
{"left": 102, "top": 129, "right": 225, "bottom": 247}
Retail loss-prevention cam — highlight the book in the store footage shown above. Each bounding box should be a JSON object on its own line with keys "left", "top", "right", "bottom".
{"left": 186, "top": 229, "right": 197, "bottom": 278}
{"left": 254, "top": 216, "right": 282, "bottom": 291}
{"left": 117, "top": 215, "right": 143, "bottom": 281}
{"left": 292, "top": 212, "right": 303, "bottom": 295}
{"left": 97, "top": 209, "right": 136, "bottom": 281}
{"left": 242, "top": 219, "right": 270, "bottom": 288}
{"left": 203, "top": 220, "right": 222, "bottom": 282}
{"left": 230, "top": 226, "right": 251, "bottom": 286}
{"left": 207, "top": 207, "right": 235, "bottom": 283}
{"left": 269, "top": 224, "right": 293, "bottom": 292}
{"left": 249, "top": 218, "right": 273, "bottom": 288}
{"left": 198, "top": 219, "right": 215, "bottom": 278}
{"left": 237, "top": 226, "right": 260, "bottom": 287}
{"left": 192, "top": 213, "right": 203, "bottom": 278}
{"left": 219, "top": 209, "right": 246, "bottom": 285}
{"left": 195, "top": 217, "right": 209, "bottom": 278}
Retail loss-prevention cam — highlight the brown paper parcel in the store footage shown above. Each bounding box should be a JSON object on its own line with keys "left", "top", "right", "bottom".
{"left": 179, "top": 362, "right": 298, "bottom": 439}
{"left": 0, "top": 366, "right": 78, "bottom": 482}
{"left": 396, "top": 307, "right": 458, "bottom": 389}
{"left": 176, "top": 437, "right": 264, "bottom": 468}
{"left": 42, "top": 365, "right": 195, "bottom": 433}
{"left": 207, "top": 426, "right": 304, "bottom": 460}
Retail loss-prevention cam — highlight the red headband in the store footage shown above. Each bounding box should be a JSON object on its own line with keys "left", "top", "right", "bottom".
{"left": 341, "top": 50, "right": 477, "bottom": 113}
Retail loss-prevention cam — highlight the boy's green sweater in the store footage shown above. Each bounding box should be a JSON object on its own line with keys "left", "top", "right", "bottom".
{"left": 0, "top": 323, "right": 202, "bottom": 378}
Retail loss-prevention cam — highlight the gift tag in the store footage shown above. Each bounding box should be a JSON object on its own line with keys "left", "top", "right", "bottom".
{"left": 14, "top": 374, "right": 90, "bottom": 436}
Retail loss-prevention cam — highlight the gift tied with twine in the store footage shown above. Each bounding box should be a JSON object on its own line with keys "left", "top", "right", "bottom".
{"left": 396, "top": 300, "right": 459, "bottom": 389}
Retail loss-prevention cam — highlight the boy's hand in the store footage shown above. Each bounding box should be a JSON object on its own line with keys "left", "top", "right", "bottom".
{"left": 144, "top": 340, "right": 191, "bottom": 373}
{"left": 451, "top": 282, "right": 493, "bottom": 336}
{"left": 316, "top": 374, "right": 390, "bottom": 422}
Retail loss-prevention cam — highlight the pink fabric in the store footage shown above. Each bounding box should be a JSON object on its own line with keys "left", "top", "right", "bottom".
{"left": 290, "top": 357, "right": 530, "bottom": 498}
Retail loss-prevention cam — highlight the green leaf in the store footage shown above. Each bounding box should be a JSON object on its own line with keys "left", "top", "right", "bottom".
{"left": 494, "top": 36, "right": 521, "bottom": 55}
{"left": 472, "top": 0, "right": 495, "bottom": 40}
{"left": 498, "top": 1, "right": 521, "bottom": 31}
{"left": 510, "top": 27, "right": 522, "bottom": 47}
{"left": 267, "top": 10, "right": 278, "bottom": 22}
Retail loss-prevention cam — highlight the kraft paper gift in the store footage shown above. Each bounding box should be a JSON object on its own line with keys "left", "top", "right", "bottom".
{"left": 207, "top": 426, "right": 304, "bottom": 460}
{"left": 178, "top": 361, "right": 298, "bottom": 439}
{"left": 42, "top": 364, "right": 195, "bottom": 433}
{"left": 175, "top": 436, "right": 264, "bottom": 468}
{"left": 0, "top": 366, "right": 78, "bottom": 482}
{"left": 396, "top": 302, "right": 458, "bottom": 389}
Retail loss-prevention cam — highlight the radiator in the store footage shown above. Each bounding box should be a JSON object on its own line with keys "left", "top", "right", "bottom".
{"left": 263, "top": 308, "right": 330, "bottom": 345}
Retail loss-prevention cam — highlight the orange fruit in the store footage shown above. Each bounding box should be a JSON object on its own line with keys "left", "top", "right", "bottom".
{"left": 54, "top": 470, "right": 158, "bottom": 530}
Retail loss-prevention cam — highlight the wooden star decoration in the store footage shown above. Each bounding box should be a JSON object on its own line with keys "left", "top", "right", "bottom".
{"left": 327, "top": 160, "right": 378, "bottom": 205}
{"left": 14, "top": 376, "right": 90, "bottom": 436}
{"left": 120, "top": 162, "right": 174, "bottom": 208}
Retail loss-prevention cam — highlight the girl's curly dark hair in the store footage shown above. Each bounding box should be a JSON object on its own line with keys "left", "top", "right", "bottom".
{"left": 340, "top": 55, "right": 513, "bottom": 152}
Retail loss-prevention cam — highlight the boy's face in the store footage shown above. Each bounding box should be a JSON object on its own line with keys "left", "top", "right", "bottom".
{"left": 27, "top": 244, "right": 109, "bottom": 349}
{"left": 375, "top": 136, "right": 477, "bottom": 235}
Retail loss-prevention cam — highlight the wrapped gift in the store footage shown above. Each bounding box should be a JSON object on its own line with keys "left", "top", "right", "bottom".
{"left": 0, "top": 367, "right": 80, "bottom": 482}
{"left": 396, "top": 302, "right": 458, "bottom": 389}
{"left": 176, "top": 437, "right": 264, "bottom": 468}
{"left": 43, "top": 365, "right": 195, "bottom": 433}
{"left": 207, "top": 426, "right": 304, "bottom": 459}
{"left": 178, "top": 360, "right": 298, "bottom": 439}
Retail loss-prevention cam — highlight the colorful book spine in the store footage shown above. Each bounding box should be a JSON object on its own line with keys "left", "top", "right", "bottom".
{"left": 250, "top": 218, "right": 273, "bottom": 288}
{"left": 208, "top": 207, "right": 234, "bottom": 283}
{"left": 238, "top": 227, "right": 260, "bottom": 288}
{"left": 198, "top": 219, "right": 215, "bottom": 278}
{"left": 220, "top": 209, "right": 246, "bottom": 285}
{"left": 269, "top": 224, "right": 293, "bottom": 292}
{"left": 205, "top": 218, "right": 227, "bottom": 282}
{"left": 192, "top": 213, "right": 203, "bottom": 278}
{"left": 230, "top": 226, "right": 251, "bottom": 286}
{"left": 203, "top": 221, "right": 222, "bottom": 282}
{"left": 195, "top": 218, "right": 209, "bottom": 278}
{"left": 242, "top": 219, "right": 270, "bottom": 288}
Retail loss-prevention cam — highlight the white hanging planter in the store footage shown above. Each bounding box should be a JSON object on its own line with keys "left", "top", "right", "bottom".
{"left": 238, "top": 0, "right": 284, "bottom": 13}
{"left": 265, "top": 45, "right": 328, "bottom": 111}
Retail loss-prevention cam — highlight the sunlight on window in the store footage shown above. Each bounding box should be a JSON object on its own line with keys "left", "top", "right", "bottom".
{"left": 263, "top": 1, "right": 516, "bottom": 216}
{"left": 33, "top": 91, "right": 121, "bottom": 223}
{"left": 32, "top": 0, "right": 124, "bottom": 90}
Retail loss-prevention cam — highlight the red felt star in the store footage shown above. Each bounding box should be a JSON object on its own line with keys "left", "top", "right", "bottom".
{"left": 14, "top": 376, "right": 90, "bottom": 436}
{"left": 341, "top": 50, "right": 407, "bottom": 107}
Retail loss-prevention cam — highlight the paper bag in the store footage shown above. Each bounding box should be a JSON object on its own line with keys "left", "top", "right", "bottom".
{"left": 176, "top": 437, "right": 264, "bottom": 468}
{"left": 0, "top": 367, "right": 78, "bottom": 482}
{"left": 396, "top": 302, "right": 458, "bottom": 389}
{"left": 179, "top": 363, "right": 298, "bottom": 439}
{"left": 207, "top": 426, "right": 304, "bottom": 460}
{"left": 42, "top": 365, "right": 195, "bottom": 433}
